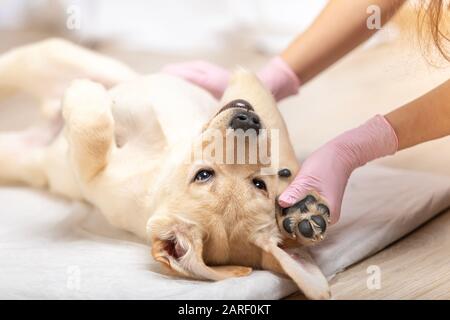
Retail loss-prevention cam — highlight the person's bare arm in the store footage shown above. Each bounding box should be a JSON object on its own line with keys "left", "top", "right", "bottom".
{"left": 282, "top": 0, "right": 406, "bottom": 84}
{"left": 386, "top": 79, "right": 450, "bottom": 150}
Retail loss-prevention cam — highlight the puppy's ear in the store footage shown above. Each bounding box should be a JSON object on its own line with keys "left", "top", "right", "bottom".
{"left": 253, "top": 237, "right": 330, "bottom": 300}
{"left": 147, "top": 215, "right": 252, "bottom": 280}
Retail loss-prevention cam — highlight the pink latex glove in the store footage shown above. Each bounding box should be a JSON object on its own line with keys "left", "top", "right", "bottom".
{"left": 278, "top": 115, "right": 399, "bottom": 224}
{"left": 161, "top": 57, "right": 300, "bottom": 101}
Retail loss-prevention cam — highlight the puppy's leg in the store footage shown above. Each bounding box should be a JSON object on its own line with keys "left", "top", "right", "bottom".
{"left": 0, "top": 128, "right": 51, "bottom": 187}
{"left": 0, "top": 40, "right": 63, "bottom": 118}
{"left": 0, "top": 38, "right": 137, "bottom": 119}
{"left": 62, "top": 79, "right": 115, "bottom": 182}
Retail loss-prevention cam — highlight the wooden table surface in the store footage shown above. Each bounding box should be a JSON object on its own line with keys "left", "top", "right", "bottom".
{"left": 287, "top": 208, "right": 450, "bottom": 300}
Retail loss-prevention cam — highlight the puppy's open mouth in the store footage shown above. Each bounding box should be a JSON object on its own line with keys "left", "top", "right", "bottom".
{"left": 215, "top": 99, "right": 254, "bottom": 117}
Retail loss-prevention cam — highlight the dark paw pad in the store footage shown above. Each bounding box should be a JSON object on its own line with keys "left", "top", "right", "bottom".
{"left": 311, "top": 215, "right": 327, "bottom": 233}
{"left": 278, "top": 168, "right": 292, "bottom": 178}
{"left": 317, "top": 204, "right": 330, "bottom": 217}
{"left": 277, "top": 193, "right": 330, "bottom": 245}
{"left": 298, "top": 220, "right": 314, "bottom": 238}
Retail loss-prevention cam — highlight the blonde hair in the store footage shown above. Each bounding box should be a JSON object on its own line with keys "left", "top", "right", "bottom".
{"left": 417, "top": 0, "right": 450, "bottom": 61}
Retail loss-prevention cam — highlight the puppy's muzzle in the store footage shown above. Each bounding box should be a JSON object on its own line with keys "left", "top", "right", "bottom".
{"left": 229, "top": 111, "right": 261, "bottom": 132}
{"left": 216, "top": 99, "right": 262, "bottom": 133}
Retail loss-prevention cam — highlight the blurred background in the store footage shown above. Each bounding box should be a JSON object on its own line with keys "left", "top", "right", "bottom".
{"left": 0, "top": 0, "right": 330, "bottom": 53}
{"left": 0, "top": 0, "right": 449, "bottom": 174}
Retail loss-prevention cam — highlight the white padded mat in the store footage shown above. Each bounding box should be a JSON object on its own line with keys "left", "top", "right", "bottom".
{"left": 1, "top": 165, "right": 449, "bottom": 299}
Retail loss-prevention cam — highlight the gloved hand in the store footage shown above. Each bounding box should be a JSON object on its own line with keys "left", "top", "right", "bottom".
{"left": 162, "top": 57, "right": 300, "bottom": 101}
{"left": 278, "top": 115, "right": 399, "bottom": 224}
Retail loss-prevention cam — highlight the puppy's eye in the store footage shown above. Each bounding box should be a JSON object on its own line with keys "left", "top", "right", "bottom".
{"left": 194, "top": 169, "right": 214, "bottom": 182}
{"left": 252, "top": 178, "right": 267, "bottom": 191}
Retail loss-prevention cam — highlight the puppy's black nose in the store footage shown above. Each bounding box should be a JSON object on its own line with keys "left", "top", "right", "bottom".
{"left": 229, "top": 111, "right": 261, "bottom": 132}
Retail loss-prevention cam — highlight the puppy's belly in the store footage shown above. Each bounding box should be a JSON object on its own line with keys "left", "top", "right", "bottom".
{"left": 39, "top": 74, "right": 217, "bottom": 203}
{"left": 110, "top": 73, "right": 218, "bottom": 146}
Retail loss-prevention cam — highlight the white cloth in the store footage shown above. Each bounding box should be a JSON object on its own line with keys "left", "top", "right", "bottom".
{"left": 1, "top": 165, "right": 449, "bottom": 299}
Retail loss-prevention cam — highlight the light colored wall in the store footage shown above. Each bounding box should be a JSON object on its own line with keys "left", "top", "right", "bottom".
{"left": 0, "top": 0, "right": 328, "bottom": 53}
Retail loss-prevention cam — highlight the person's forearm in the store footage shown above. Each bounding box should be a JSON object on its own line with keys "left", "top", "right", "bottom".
{"left": 278, "top": 79, "right": 450, "bottom": 223}
{"left": 385, "top": 79, "right": 450, "bottom": 150}
{"left": 281, "top": 0, "right": 405, "bottom": 84}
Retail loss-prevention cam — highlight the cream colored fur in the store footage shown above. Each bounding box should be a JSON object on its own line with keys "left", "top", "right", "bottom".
{"left": 0, "top": 39, "right": 330, "bottom": 299}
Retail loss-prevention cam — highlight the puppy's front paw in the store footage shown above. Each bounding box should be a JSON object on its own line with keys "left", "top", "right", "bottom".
{"left": 277, "top": 193, "right": 330, "bottom": 245}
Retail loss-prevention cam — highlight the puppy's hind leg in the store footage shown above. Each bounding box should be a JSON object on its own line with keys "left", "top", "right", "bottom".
{"left": 0, "top": 128, "right": 51, "bottom": 187}
{"left": 62, "top": 80, "right": 115, "bottom": 182}
{"left": 0, "top": 38, "right": 137, "bottom": 119}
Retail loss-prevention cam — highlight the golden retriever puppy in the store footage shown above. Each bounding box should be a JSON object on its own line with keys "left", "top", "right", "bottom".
{"left": 0, "top": 39, "right": 331, "bottom": 299}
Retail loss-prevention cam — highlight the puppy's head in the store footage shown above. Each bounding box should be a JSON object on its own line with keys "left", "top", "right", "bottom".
{"left": 147, "top": 70, "right": 329, "bottom": 299}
